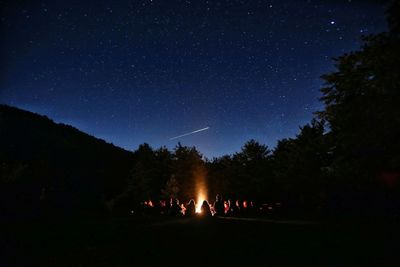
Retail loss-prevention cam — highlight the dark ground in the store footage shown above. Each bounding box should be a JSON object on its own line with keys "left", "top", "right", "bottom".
{"left": 1, "top": 216, "right": 399, "bottom": 267}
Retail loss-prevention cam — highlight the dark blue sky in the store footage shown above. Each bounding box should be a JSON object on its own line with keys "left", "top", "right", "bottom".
{"left": 0, "top": 0, "right": 388, "bottom": 158}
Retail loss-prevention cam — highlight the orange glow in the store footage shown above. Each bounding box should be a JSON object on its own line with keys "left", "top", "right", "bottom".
{"left": 195, "top": 189, "right": 206, "bottom": 213}
{"left": 194, "top": 165, "right": 207, "bottom": 214}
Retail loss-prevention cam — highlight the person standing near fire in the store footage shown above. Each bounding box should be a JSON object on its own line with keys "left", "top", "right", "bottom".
{"left": 213, "top": 194, "right": 225, "bottom": 216}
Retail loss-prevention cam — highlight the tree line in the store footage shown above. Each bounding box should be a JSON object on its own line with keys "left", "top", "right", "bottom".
{"left": 115, "top": 2, "right": 400, "bottom": 217}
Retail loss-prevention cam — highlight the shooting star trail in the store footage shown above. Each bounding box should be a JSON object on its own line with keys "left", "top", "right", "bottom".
{"left": 169, "top": 127, "right": 210, "bottom": 140}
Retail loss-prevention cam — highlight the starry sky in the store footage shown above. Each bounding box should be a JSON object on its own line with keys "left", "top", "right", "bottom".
{"left": 0, "top": 0, "right": 388, "bottom": 158}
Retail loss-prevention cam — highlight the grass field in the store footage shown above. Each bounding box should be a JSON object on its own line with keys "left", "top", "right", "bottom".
{"left": 2, "top": 216, "right": 398, "bottom": 266}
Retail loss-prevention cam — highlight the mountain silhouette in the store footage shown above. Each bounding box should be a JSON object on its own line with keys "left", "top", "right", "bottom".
{"left": 0, "top": 104, "right": 134, "bottom": 219}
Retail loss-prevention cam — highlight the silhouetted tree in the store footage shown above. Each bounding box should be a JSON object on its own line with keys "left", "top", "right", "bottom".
{"left": 207, "top": 155, "right": 236, "bottom": 199}
{"left": 232, "top": 140, "right": 271, "bottom": 200}
{"left": 315, "top": 2, "right": 400, "bottom": 216}
{"left": 124, "top": 144, "right": 173, "bottom": 204}
{"left": 162, "top": 175, "right": 180, "bottom": 199}
{"left": 170, "top": 143, "right": 205, "bottom": 201}
{"left": 387, "top": 0, "right": 400, "bottom": 35}
{"left": 271, "top": 119, "right": 329, "bottom": 214}
{"left": 318, "top": 24, "right": 400, "bottom": 186}
{"left": 129, "top": 143, "right": 158, "bottom": 201}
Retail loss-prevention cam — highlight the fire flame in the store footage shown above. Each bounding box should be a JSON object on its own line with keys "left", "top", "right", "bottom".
{"left": 195, "top": 190, "right": 206, "bottom": 213}
{"left": 194, "top": 164, "right": 207, "bottom": 214}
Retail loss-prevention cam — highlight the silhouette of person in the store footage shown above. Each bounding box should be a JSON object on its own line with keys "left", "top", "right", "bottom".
{"left": 213, "top": 194, "right": 225, "bottom": 216}
{"left": 248, "top": 201, "right": 257, "bottom": 217}
{"left": 200, "top": 200, "right": 212, "bottom": 216}
{"left": 185, "top": 199, "right": 196, "bottom": 217}
{"left": 159, "top": 199, "right": 169, "bottom": 215}
{"left": 226, "top": 199, "right": 239, "bottom": 216}
{"left": 236, "top": 200, "right": 242, "bottom": 216}
{"left": 224, "top": 200, "right": 229, "bottom": 214}
{"left": 169, "top": 198, "right": 182, "bottom": 216}
{"left": 241, "top": 200, "right": 250, "bottom": 217}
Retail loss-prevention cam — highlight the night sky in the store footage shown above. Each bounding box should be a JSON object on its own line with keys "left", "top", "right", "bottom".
{"left": 0, "top": 0, "right": 388, "bottom": 158}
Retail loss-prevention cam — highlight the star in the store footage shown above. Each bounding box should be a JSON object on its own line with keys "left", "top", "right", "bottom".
{"left": 0, "top": 0, "right": 388, "bottom": 158}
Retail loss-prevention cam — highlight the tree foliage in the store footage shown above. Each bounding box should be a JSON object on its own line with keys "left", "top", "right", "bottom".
{"left": 318, "top": 16, "right": 400, "bottom": 183}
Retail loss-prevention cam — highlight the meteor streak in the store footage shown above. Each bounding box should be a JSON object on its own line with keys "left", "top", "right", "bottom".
{"left": 169, "top": 127, "right": 210, "bottom": 140}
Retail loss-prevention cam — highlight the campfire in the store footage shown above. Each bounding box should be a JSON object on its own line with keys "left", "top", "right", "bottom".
{"left": 195, "top": 189, "right": 207, "bottom": 213}
{"left": 194, "top": 166, "right": 208, "bottom": 214}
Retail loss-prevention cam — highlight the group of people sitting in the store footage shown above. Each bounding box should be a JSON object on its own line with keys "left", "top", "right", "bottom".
{"left": 139, "top": 194, "right": 258, "bottom": 217}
